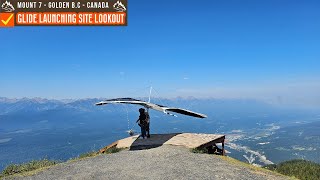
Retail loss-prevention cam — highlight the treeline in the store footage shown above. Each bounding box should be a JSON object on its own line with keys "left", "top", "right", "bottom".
{"left": 264, "top": 159, "right": 320, "bottom": 180}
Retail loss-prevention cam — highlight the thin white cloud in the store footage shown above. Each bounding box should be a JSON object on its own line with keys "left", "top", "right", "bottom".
{"left": 175, "top": 78, "right": 320, "bottom": 108}
{"left": 0, "top": 138, "right": 12, "bottom": 143}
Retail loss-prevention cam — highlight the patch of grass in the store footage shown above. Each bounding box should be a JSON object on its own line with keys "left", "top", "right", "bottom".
{"left": 220, "top": 156, "right": 264, "bottom": 171}
{"left": 219, "top": 156, "right": 296, "bottom": 179}
{"left": 78, "top": 151, "right": 98, "bottom": 159}
{"left": 0, "top": 148, "right": 125, "bottom": 178}
{"left": 1, "top": 159, "right": 57, "bottom": 177}
{"left": 72, "top": 147, "right": 123, "bottom": 162}
{"left": 190, "top": 148, "right": 281, "bottom": 176}
{"left": 190, "top": 148, "right": 208, "bottom": 154}
{"left": 102, "top": 147, "right": 123, "bottom": 154}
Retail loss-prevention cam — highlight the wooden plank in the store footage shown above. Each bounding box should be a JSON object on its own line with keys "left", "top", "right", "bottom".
{"left": 222, "top": 139, "right": 225, "bottom": 156}
{"left": 101, "top": 133, "right": 227, "bottom": 153}
{"left": 197, "top": 135, "right": 225, "bottom": 149}
{"left": 164, "top": 133, "right": 225, "bottom": 149}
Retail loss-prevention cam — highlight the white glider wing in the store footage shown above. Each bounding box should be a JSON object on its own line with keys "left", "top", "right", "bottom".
{"left": 95, "top": 98, "right": 207, "bottom": 118}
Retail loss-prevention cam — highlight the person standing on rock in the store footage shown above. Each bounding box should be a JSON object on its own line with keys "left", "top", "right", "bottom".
{"left": 136, "top": 108, "right": 148, "bottom": 139}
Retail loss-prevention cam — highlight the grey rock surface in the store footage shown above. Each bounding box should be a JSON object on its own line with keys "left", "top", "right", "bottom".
{"left": 10, "top": 145, "right": 289, "bottom": 180}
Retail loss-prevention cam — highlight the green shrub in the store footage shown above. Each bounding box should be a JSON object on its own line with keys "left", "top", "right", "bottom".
{"left": 264, "top": 164, "right": 277, "bottom": 171}
{"left": 1, "top": 159, "right": 57, "bottom": 177}
{"left": 264, "top": 159, "right": 320, "bottom": 180}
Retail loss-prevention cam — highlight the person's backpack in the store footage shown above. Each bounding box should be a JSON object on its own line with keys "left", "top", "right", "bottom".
{"left": 139, "top": 113, "right": 147, "bottom": 126}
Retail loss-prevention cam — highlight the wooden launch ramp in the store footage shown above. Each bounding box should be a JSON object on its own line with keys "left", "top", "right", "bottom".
{"left": 100, "top": 133, "right": 226, "bottom": 155}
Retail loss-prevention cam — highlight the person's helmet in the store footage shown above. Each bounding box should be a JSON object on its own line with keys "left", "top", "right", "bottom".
{"left": 139, "top": 108, "right": 145, "bottom": 113}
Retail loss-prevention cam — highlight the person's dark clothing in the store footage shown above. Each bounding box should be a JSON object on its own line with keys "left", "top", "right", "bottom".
{"left": 137, "top": 109, "right": 150, "bottom": 139}
{"left": 140, "top": 126, "right": 147, "bottom": 138}
{"left": 137, "top": 112, "right": 148, "bottom": 138}
{"left": 139, "top": 113, "right": 148, "bottom": 128}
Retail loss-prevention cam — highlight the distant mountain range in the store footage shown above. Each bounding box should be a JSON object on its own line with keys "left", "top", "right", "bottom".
{"left": 0, "top": 96, "right": 319, "bottom": 170}
{"left": 0, "top": 97, "right": 102, "bottom": 115}
{"left": 0, "top": 96, "right": 290, "bottom": 114}
{"left": 1, "top": 96, "right": 318, "bottom": 126}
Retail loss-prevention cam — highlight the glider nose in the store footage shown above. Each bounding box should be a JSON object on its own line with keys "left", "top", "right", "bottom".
{"left": 95, "top": 102, "right": 104, "bottom": 106}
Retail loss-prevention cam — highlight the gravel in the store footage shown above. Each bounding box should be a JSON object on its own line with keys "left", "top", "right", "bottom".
{"left": 9, "top": 145, "right": 290, "bottom": 180}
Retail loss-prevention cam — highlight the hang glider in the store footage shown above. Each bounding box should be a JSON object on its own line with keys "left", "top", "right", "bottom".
{"left": 95, "top": 98, "right": 207, "bottom": 118}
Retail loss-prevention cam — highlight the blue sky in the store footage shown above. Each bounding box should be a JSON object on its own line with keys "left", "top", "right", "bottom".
{"left": 0, "top": 0, "right": 319, "bottom": 107}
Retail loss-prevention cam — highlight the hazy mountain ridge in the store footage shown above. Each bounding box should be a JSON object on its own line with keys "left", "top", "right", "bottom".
{"left": 1, "top": 97, "right": 319, "bottom": 170}
{"left": 0, "top": 96, "right": 298, "bottom": 115}
{"left": 0, "top": 97, "right": 104, "bottom": 115}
